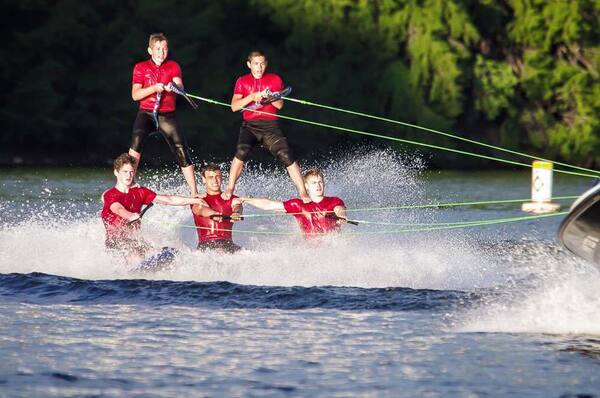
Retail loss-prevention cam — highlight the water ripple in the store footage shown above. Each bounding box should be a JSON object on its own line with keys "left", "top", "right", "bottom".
{"left": 0, "top": 272, "right": 476, "bottom": 310}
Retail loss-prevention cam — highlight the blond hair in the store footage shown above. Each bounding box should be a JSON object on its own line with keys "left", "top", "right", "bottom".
{"left": 247, "top": 50, "right": 267, "bottom": 62}
{"left": 148, "top": 32, "right": 168, "bottom": 48}
{"left": 201, "top": 163, "right": 222, "bottom": 177}
{"left": 302, "top": 169, "right": 324, "bottom": 182}
{"left": 113, "top": 153, "right": 137, "bottom": 171}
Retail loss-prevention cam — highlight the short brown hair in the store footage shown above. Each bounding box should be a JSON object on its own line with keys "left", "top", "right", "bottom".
{"left": 113, "top": 153, "right": 137, "bottom": 171}
{"left": 148, "top": 33, "right": 168, "bottom": 48}
{"left": 303, "top": 169, "right": 323, "bottom": 182}
{"left": 201, "top": 163, "right": 222, "bottom": 177}
{"left": 247, "top": 50, "right": 267, "bottom": 62}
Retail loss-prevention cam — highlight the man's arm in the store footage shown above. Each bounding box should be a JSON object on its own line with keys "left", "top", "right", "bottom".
{"left": 164, "top": 77, "right": 184, "bottom": 93}
{"left": 333, "top": 205, "right": 347, "bottom": 222}
{"left": 231, "top": 198, "right": 243, "bottom": 214}
{"left": 172, "top": 76, "right": 183, "bottom": 88}
{"left": 153, "top": 194, "right": 208, "bottom": 207}
{"left": 191, "top": 203, "right": 219, "bottom": 218}
{"left": 109, "top": 202, "right": 139, "bottom": 222}
{"left": 271, "top": 99, "right": 283, "bottom": 110}
{"left": 230, "top": 198, "right": 244, "bottom": 222}
{"left": 240, "top": 197, "right": 285, "bottom": 212}
{"left": 231, "top": 92, "right": 265, "bottom": 112}
{"left": 271, "top": 76, "right": 284, "bottom": 109}
{"left": 132, "top": 83, "right": 164, "bottom": 101}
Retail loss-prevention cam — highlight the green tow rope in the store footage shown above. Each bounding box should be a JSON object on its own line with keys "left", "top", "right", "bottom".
{"left": 238, "top": 195, "right": 578, "bottom": 218}
{"left": 149, "top": 211, "right": 567, "bottom": 236}
{"left": 284, "top": 96, "right": 600, "bottom": 177}
{"left": 186, "top": 94, "right": 599, "bottom": 179}
{"left": 166, "top": 93, "right": 579, "bottom": 237}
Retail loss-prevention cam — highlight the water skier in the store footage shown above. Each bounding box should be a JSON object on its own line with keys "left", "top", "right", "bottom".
{"left": 241, "top": 169, "right": 347, "bottom": 237}
{"left": 129, "top": 33, "right": 199, "bottom": 195}
{"left": 101, "top": 154, "right": 214, "bottom": 267}
{"left": 222, "top": 50, "right": 310, "bottom": 203}
{"left": 191, "top": 163, "right": 244, "bottom": 253}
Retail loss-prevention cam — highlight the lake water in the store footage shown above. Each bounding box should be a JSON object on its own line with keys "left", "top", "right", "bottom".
{"left": 1, "top": 150, "right": 599, "bottom": 397}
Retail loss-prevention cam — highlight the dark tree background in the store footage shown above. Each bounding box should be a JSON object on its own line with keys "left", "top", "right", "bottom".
{"left": 2, "top": 0, "right": 599, "bottom": 168}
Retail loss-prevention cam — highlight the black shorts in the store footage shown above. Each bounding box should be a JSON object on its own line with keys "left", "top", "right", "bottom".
{"left": 130, "top": 111, "right": 193, "bottom": 167}
{"left": 197, "top": 239, "right": 241, "bottom": 253}
{"left": 235, "top": 120, "right": 296, "bottom": 166}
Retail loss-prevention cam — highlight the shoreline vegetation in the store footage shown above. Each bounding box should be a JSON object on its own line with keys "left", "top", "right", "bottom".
{"left": 3, "top": 1, "right": 599, "bottom": 168}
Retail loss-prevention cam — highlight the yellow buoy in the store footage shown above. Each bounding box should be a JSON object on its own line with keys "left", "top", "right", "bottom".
{"left": 521, "top": 160, "right": 561, "bottom": 213}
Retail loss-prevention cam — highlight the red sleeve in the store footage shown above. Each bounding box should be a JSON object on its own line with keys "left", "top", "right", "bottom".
{"left": 229, "top": 194, "right": 239, "bottom": 209}
{"left": 283, "top": 199, "right": 302, "bottom": 214}
{"left": 172, "top": 61, "right": 182, "bottom": 79}
{"left": 102, "top": 189, "right": 119, "bottom": 207}
{"left": 233, "top": 77, "right": 244, "bottom": 96}
{"left": 330, "top": 197, "right": 345, "bottom": 208}
{"left": 141, "top": 187, "right": 157, "bottom": 204}
{"left": 273, "top": 74, "right": 283, "bottom": 92}
{"left": 132, "top": 62, "right": 144, "bottom": 85}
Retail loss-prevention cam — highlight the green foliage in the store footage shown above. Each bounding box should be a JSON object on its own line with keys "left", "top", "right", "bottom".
{"left": 2, "top": 0, "right": 600, "bottom": 168}
{"left": 370, "top": 0, "right": 480, "bottom": 118}
{"left": 473, "top": 56, "right": 518, "bottom": 120}
{"left": 506, "top": 0, "right": 600, "bottom": 164}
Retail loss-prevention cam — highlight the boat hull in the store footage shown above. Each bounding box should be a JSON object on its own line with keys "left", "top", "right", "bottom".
{"left": 558, "top": 184, "right": 600, "bottom": 268}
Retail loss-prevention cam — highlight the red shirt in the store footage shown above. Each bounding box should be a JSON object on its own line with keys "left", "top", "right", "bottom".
{"left": 233, "top": 73, "right": 283, "bottom": 121}
{"left": 191, "top": 194, "right": 238, "bottom": 242}
{"left": 132, "top": 59, "right": 182, "bottom": 113}
{"left": 283, "top": 197, "right": 345, "bottom": 237}
{"left": 101, "top": 186, "right": 156, "bottom": 240}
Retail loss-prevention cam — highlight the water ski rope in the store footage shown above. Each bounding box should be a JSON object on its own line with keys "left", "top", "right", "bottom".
{"left": 237, "top": 195, "right": 579, "bottom": 219}
{"left": 185, "top": 93, "right": 598, "bottom": 179}
{"left": 159, "top": 195, "right": 578, "bottom": 229}
{"left": 160, "top": 91, "right": 578, "bottom": 235}
{"left": 283, "top": 96, "right": 600, "bottom": 177}
{"left": 148, "top": 211, "right": 567, "bottom": 236}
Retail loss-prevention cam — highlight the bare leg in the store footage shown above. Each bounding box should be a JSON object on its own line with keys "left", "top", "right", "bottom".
{"left": 128, "top": 148, "right": 142, "bottom": 170}
{"left": 222, "top": 157, "right": 244, "bottom": 199}
{"left": 287, "top": 162, "right": 310, "bottom": 202}
{"left": 181, "top": 164, "right": 198, "bottom": 196}
{"left": 128, "top": 149, "right": 142, "bottom": 186}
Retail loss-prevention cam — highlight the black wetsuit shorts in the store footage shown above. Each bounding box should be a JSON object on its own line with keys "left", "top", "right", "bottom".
{"left": 235, "top": 120, "right": 296, "bottom": 167}
{"left": 130, "top": 111, "right": 193, "bottom": 167}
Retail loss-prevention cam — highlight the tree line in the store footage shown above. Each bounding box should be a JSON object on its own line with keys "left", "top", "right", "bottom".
{"left": 2, "top": 0, "right": 599, "bottom": 168}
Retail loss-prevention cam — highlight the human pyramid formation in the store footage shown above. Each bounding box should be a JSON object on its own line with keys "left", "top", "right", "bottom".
{"left": 101, "top": 33, "right": 350, "bottom": 266}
